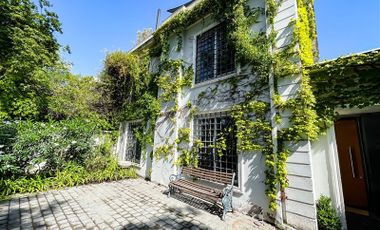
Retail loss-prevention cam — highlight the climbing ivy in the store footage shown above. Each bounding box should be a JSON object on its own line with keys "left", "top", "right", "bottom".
{"left": 130, "top": 0, "right": 322, "bottom": 213}
{"left": 175, "top": 128, "right": 203, "bottom": 167}
{"left": 271, "top": 0, "right": 320, "bottom": 207}
{"left": 231, "top": 101, "right": 277, "bottom": 209}
{"left": 309, "top": 50, "right": 380, "bottom": 128}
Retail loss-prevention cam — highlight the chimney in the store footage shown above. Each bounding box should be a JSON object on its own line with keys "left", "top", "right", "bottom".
{"left": 155, "top": 9, "right": 161, "bottom": 30}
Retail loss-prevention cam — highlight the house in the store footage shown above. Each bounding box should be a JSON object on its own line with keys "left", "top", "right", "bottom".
{"left": 115, "top": 0, "right": 380, "bottom": 229}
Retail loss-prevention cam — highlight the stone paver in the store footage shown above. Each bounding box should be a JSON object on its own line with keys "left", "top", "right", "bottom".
{"left": 0, "top": 179, "right": 276, "bottom": 229}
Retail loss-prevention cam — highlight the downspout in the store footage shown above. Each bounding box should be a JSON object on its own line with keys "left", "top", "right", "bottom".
{"left": 265, "top": 1, "right": 286, "bottom": 227}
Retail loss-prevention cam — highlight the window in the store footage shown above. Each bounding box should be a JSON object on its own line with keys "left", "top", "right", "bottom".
{"left": 195, "top": 23, "right": 236, "bottom": 84}
{"left": 193, "top": 113, "right": 238, "bottom": 185}
{"left": 125, "top": 123, "right": 142, "bottom": 164}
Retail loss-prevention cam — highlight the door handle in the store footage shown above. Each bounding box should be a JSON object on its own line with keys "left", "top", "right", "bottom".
{"left": 348, "top": 146, "right": 356, "bottom": 178}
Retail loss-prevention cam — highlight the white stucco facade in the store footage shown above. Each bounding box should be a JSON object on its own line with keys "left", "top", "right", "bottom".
{"left": 117, "top": 1, "right": 325, "bottom": 229}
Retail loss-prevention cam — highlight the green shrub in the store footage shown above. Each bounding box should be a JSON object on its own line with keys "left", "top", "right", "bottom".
{"left": 0, "top": 119, "right": 100, "bottom": 178}
{"left": 0, "top": 123, "right": 20, "bottom": 176}
{"left": 0, "top": 118, "right": 137, "bottom": 201}
{"left": 316, "top": 195, "right": 342, "bottom": 230}
{"left": 0, "top": 156, "right": 137, "bottom": 200}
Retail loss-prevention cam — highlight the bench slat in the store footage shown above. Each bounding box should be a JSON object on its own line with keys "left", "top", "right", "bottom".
{"left": 172, "top": 179, "right": 222, "bottom": 196}
{"left": 171, "top": 180, "right": 221, "bottom": 198}
{"left": 182, "top": 167, "right": 234, "bottom": 184}
{"left": 183, "top": 167, "right": 234, "bottom": 177}
{"left": 183, "top": 171, "right": 230, "bottom": 184}
{"left": 172, "top": 186, "right": 220, "bottom": 203}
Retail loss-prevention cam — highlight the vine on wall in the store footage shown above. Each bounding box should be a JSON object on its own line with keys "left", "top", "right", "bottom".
{"left": 309, "top": 50, "right": 380, "bottom": 129}
{"left": 129, "top": 0, "right": 321, "bottom": 212}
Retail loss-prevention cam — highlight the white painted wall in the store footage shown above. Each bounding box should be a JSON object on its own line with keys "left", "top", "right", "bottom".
{"left": 116, "top": 121, "right": 152, "bottom": 179}
{"left": 150, "top": 0, "right": 272, "bottom": 215}
{"left": 284, "top": 141, "right": 318, "bottom": 229}
{"left": 126, "top": 0, "right": 321, "bottom": 229}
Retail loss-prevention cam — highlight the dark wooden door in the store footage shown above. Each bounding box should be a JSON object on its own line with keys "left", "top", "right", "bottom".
{"left": 335, "top": 119, "right": 368, "bottom": 210}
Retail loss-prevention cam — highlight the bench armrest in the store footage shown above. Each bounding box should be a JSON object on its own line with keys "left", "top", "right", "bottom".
{"left": 169, "top": 173, "right": 182, "bottom": 182}
{"left": 222, "top": 184, "right": 234, "bottom": 196}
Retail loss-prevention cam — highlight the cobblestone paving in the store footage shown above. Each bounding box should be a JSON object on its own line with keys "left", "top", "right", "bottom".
{"left": 0, "top": 179, "right": 276, "bottom": 230}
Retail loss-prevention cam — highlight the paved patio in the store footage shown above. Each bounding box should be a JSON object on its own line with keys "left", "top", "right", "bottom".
{"left": 0, "top": 179, "right": 276, "bottom": 230}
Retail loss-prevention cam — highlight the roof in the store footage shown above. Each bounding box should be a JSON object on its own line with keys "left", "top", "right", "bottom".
{"left": 130, "top": 0, "right": 200, "bottom": 53}
{"left": 309, "top": 48, "right": 380, "bottom": 72}
{"left": 309, "top": 48, "right": 380, "bottom": 112}
{"left": 167, "top": 0, "right": 196, "bottom": 13}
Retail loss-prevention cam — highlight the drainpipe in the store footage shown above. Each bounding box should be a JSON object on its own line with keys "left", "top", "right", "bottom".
{"left": 265, "top": 2, "right": 286, "bottom": 228}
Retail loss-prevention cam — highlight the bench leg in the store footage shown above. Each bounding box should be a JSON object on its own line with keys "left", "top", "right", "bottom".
{"left": 221, "top": 192, "right": 233, "bottom": 221}
{"left": 167, "top": 186, "right": 174, "bottom": 198}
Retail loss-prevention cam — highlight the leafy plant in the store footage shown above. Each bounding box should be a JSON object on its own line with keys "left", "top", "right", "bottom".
{"left": 0, "top": 0, "right": 63, "bottom": 120}
{"left": 0, "top": 157, "right": 137, "bottom": 200}
{"left": 47, "top": 72, "right": 107, "bottom": 125}
{"left": 0, "top": 119, "right": 100, "bottom": 178}
{"left": 316, "top": 196, "right": 342, "bottom": 230}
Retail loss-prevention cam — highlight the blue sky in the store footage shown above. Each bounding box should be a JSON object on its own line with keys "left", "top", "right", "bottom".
{"left": 50, "top": 0, "right": 380, "bottom": 77}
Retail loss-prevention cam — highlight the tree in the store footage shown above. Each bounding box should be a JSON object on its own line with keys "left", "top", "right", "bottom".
{"left": 135, "top": 28, "right": 153, "bottom": 46}
{"left": 101, "top": 51, "right": 150, "bottom": 114}
{"left": 0, "top": 0, "right": 62, "bottom": 120}
{"left": 47, "top": 72, "right": 102, "bottom": 121}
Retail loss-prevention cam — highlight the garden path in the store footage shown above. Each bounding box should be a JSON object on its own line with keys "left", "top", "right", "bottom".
{"left": 0, "top": 179, "right": 276, "bottom": 230}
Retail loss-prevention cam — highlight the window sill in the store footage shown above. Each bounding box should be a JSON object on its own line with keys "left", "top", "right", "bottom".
{"left": 118, "top": 161, "right": 141, "bottom": 169}
{"left": 192, "top": 72, "right": 238, "bottom": 89}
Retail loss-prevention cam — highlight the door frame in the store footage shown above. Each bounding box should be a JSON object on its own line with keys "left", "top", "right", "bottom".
{"left": 335, "top": 116, "right": 370, "bottom": 213}
{"left": 336, "top": 112, "right": 380, "bottom": 219}
{"left": 358, "top": 113, "right": 380, "bottom": 219}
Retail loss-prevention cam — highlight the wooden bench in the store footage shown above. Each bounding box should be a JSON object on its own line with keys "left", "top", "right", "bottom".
{"left": 168, "top": 166, "right": 235, "bottom": 220}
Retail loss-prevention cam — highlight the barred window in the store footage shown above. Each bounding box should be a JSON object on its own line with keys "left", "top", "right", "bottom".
{"left": 193, "top": 113, "right": 238, "bottom": 185}
{"left": 125, "top": 123, "right": 142, "bottom": 164}
{"left": 195, "top": 23, "right": 235, "bottom": 84}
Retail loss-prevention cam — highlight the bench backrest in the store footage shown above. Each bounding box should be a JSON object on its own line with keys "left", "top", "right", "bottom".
{"left": 182, "top": 167, "right": 235, "bottom": 185}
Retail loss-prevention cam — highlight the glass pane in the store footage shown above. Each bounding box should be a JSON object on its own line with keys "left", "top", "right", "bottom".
{"left": 195, "top": 23, "right": 236, "bottom": 84}
{"left": 196, "top": 27, "right": 215, "bottom": 83}
{"left": 194, "top": 114, "right": 238, "bottom": 185}
{"left": 216, "top": 23, "right": 235, "bottom": 76}
{"left": 125, "top": 123, "right": 142, "bottom": 164}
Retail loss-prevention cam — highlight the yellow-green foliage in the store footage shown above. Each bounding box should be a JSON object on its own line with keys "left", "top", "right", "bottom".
{"left": 176, "top": 139, "right": 203, "bottom": 167}
{"left": 295, "top": 0, "right": 315, "bottom": 66}
{"left": 282, "top": 0, "right": 320, "bottom": 142}
{"left": 310, "top": 50, "right": 380, "bottom": 130}
{"left": 175, "top": 127, "right": 202, "bottom": 167}
{"left": 231, "top": 101, "right": 271, "bottom": 152}
{"left": 276, "top": 149, "right": 290, "bottom": 189}
{"left": 154, "top": 143, "right": 174, "bottom": 161}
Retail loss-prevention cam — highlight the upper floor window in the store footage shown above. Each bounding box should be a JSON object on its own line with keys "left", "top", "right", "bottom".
{"left": 195, "top": 23, "right": 236, "bottom": 84}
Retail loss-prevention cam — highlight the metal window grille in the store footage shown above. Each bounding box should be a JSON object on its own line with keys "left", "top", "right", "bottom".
{"left": 193, "top": 113, "right": 238, "bottom": 185}
{"left": 125, "top": 123, "right": 142, "bottom": 164}
{"left": 195, "top": 23, "right": 236, "bottom": 84}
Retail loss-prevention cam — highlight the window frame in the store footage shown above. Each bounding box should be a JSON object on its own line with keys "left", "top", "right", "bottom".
{"left": 123, "top": 121, "right": 143, "bottom": 166}
{"left": 192, "top": 111, "right": 240, "bottom": 187}
{"left": 193, "top": 22, "right": 237, "bottom": 85}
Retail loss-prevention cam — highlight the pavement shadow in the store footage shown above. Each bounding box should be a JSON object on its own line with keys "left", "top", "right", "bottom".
{"left": 1, "top": 196, "right": 66, "bottom": 229}
{"left": 122, "top": 204, "right": 208, "bottom": 230}
{"left": 170, "top": 192, "right": 223, "bottom": 217}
